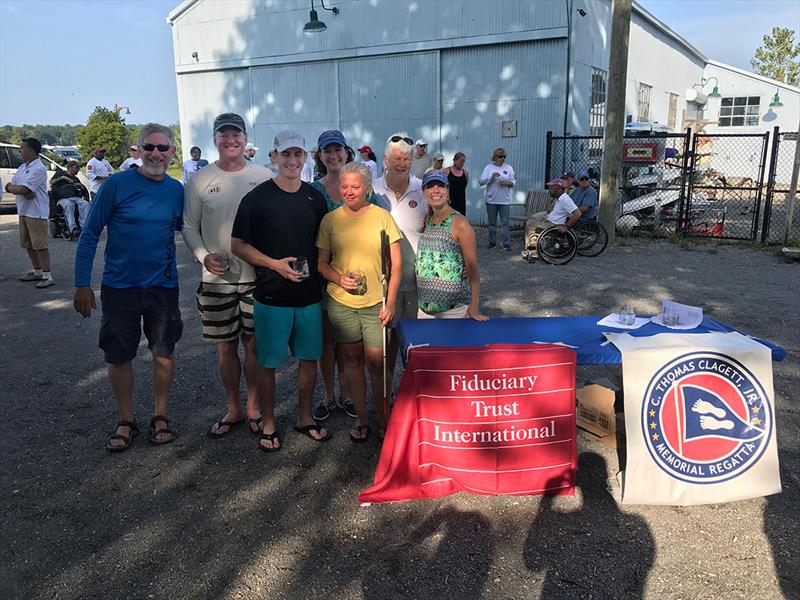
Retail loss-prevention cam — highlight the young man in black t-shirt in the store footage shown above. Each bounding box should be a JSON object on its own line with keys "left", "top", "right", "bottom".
{"left": 232, "top": 130, "right": 329, "bottom": 451}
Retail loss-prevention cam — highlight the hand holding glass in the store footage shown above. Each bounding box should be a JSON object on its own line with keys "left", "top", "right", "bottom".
{"left": 292, "top": 256, "right": 310, "bottom": 280}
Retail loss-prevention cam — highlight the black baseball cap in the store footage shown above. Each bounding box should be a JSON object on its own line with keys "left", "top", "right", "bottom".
{"left": 213, "top": 113, "right": 246, "bottom": 133}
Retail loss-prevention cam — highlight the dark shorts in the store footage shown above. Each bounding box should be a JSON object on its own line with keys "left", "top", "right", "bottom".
{"left": 99, "top": 285, "right": 183, "bottom": 364}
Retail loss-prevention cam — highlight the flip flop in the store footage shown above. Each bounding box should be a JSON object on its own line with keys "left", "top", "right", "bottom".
{"left": 248, "top": 417, "right": 263, "bottom": 435}
{"left": 350, "top": 424, "right": 370, "bottom": 443}
{"left": 207, "top": 418, "right": 246, "bottom": 438}
{"left": 149, "top": 415, "right": 176, "bottom": 446}
{"left": 293, "top": 423, "right": 331, "bottom": 442}
{"left": 106, "top": 420, "right": 139, "bottom": 453}
{"left": 259, "top": 431, "right": 282, "bottom": 452}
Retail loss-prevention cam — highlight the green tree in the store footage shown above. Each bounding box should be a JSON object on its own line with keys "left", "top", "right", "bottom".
{"left": 751, "top": 27, "right": 800, "bottom": 86}
{"left": 76, "top": 106, "right": 131, "bottom": 167}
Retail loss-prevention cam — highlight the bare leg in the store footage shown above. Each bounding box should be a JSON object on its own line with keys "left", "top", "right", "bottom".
{"left": 241, "top": 334, "right": 261, "bottom": 419}
{"left": 365, "top": 347, "right": 386, "bottom": 431}
{"left": 108, "top": 361, "right": 134, "bottom": 447}
{"left": 151, "top": 354, "right": 175, "bottom": 442}
{"left": 387, "top": 330, "right": 400, "bottom": 395}
{"left": 296, "top": 359, "right": 326, "bottom": 439}
{"left": 36, "top": 249, "right": 51, "bottom": 272}
{"left": 320, "top": 313, "right": 337, "bottom": 403}
{"left": 209, "top": 339, "right": 245, "bottom": 434}
{"left": 255, "top": 366, "right": 280, "bottom": 450}
{"left": 25, "top": 248, "right": 41, "bottom": 270}
{"left": 341, "top": 342, "right": 369, "bottom": 439}
{"left": 335, "top": 343, "right": 350, "bottom": 401}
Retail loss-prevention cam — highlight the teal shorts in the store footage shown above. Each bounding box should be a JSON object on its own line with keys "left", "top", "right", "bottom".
{"left": 252, "top": 300, "right": 323, "bottom": 368}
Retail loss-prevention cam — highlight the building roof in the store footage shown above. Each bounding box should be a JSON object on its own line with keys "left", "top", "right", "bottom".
{"left": 631, "top": 1, "right": 708, "bottom": 63}
{"left": 706, "top": 59, "right": 800, "bottom": 93}
{"left": 166, "top": 0, "right": 197, "bottom": 24}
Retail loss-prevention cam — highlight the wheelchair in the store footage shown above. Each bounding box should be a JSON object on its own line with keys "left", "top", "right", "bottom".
{"left": 521, "top": 225, "right": 579, "bottom": 265}
{"left": 48, "top": 192, "right": 81, "bottom": 241}
{"left": 573, "top": 219, "right": 608, "bottom": 257}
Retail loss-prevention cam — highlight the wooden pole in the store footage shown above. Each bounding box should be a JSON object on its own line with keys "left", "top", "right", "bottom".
{"left": 598, "top": 0, "right": 632, "bottom": 244}
{"left": 783, "top": 132, "right": 800, "bottom": 245}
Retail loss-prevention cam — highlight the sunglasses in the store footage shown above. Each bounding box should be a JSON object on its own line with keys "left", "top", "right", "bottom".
{"left": 142, "top": 143, "right": 171, "bottom": 152}
{"left": 390, "top": 136, "right": 414, "bottom": 145}
{"left": 494, "top": 154, "right": 506, "bottom": 158}
{"left": 579, "top": 177, "right": 590, "bottom": 181}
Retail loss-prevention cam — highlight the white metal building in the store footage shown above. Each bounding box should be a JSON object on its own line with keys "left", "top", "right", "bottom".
{"left": 168, "top": 0, "right": 799, "bottom": 222}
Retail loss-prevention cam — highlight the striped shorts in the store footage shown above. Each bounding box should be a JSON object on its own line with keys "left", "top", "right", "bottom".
{"left": 196, "top": 282, "right": 255, "bottom": 342}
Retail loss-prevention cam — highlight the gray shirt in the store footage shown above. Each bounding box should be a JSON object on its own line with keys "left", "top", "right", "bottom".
{"left": 411, "top": 153, "right": 432, "bottom": 180}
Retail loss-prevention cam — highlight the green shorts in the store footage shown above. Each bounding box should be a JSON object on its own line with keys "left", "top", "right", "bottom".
{"left": 326, "top": 297, "right": 385, "bottom": 349}
{"left": 252, "top": 300, "right": 323, "bottom": 368}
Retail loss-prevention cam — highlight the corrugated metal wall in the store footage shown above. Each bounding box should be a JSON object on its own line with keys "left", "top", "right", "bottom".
{"left": 440, "top": 40, "right": 566, "bottom": 222}
{"left": 178, "top": 38, "right": 566, "bottom": 224}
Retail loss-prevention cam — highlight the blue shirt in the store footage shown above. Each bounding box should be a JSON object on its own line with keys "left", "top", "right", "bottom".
{"left": 75, "top": 169, "right": 184, "bottom": 288}
{"left": 571, "top": 185, "right": 598, "bottom": 221}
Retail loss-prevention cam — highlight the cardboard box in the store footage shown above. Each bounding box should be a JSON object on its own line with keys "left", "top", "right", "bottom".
{"left": 576, "top": 383, "right": 624, "bottom": 448}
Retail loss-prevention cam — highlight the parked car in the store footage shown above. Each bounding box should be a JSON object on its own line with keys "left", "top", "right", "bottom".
{"left": 0, "top": 142, "right": 90, "bottom": 210}
{"left": 43, "top": 145, "right": 83, "bottom": 165}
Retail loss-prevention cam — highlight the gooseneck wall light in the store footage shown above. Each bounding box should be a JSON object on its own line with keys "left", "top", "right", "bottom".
{"left": 303, "top": 0, "right": 339, "bottom": 33}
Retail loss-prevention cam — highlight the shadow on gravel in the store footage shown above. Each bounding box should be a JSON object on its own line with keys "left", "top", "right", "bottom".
{"left": 764, "top": 448, "right": 800, "bottom": 598}
{"left": 523, "top": 452, "right": 655, "bottom": 599}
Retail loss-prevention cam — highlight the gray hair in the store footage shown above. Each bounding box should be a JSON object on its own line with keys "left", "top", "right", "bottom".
{"left": 384, "top": 134, "right": 413, "bottom": 159}
{"left": 137, "top": 123, "right": 174, "bottom": 148}
{"left": 341, "top": 161, "right": 372, "bottom": 191}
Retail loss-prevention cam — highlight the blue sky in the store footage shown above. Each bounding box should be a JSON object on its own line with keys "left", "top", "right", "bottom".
{"left": 1, "top": 0, "right": 798, "bottom": 126}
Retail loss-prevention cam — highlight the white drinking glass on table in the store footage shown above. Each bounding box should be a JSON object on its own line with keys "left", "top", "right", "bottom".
{"left": 662, "top": 306, "right": 679, "bottom": 326}
{"left": 619, "top": 305, "right": 636, "bottom": 326}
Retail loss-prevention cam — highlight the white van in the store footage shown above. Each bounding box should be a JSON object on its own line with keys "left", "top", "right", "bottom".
{"left": 0, "top": 142, "right": 90, "bottom": 209}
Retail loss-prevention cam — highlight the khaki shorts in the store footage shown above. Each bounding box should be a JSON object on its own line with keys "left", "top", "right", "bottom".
{"left": 390, "top": 289, "right": 419, "bottom": 328}
{"left": 19, "top": 216, "right": 49, "bottom": 250}
{"left": 524, "top": 213, "right": 555, "bottom": 257}
{"left": 326, "top": 297, "right": 386, "bottom": 349}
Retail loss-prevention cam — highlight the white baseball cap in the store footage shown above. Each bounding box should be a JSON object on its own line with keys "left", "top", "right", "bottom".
{"left": 245, "top": 142, "right": 259, "bottom": 151}
{"left": 273, "top": 130, "right": 307, "bottom": 153}
{"left": 415, "top": 139, "right": 427, "bottom": 146}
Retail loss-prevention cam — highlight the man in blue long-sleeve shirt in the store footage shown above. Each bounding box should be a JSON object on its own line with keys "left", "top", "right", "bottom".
{"left": 74, "top": 123, "right": 184, "bottom": 452}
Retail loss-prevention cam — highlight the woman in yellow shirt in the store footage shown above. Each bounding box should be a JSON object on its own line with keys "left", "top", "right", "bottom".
{"left": 317, "top": 162, "right": 402, "bottom": 442}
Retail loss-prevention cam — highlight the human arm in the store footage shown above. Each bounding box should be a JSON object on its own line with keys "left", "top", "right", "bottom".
{"left": 231, "top": 237, "right": 301, "bottom": 282}
{"left": 73, "top": 182, "right": 115, "bottom": 316}
{"left": 316, "top": 247, "right": 358, "bottom": 292}
{"left": 181, "top": 179, "right": 224, "bottom": 275}
{"left": 380, "top": 241, "right": 402, "bottom": 327}
{"left": 499, "top": 166, "right": 516, "bottom": 188}
{"left": 453, "top": 216, "right": 488, "bottom": 321}
{"left": 477, "top": 165, "right": 494, "bottom": 187}
{"left": 5, "top": 182, "right": 33, "bottom": 196}
{"left": 559, "top": 208, "right": 582, "bottom": 233}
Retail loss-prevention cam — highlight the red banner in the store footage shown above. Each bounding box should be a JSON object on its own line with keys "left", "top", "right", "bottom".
{"left": 358, "top": 344, "right": 577, "bottom": 505}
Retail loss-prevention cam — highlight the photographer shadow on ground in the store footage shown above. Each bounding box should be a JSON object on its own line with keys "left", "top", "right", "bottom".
{"left": 523, "top": 452, "right": 655, "bottom": 599}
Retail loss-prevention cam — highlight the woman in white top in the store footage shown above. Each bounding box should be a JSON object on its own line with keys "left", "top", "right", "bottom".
{"left": 478, "top": 147, "right": 516, "bottom": 251}
{"left": 358, "top": 145, "right": 379, "bottom": 181}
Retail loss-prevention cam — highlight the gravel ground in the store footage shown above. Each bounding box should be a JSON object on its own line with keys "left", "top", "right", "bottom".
{"left": 1, "top": 213, "right": 797, "bottom": 600}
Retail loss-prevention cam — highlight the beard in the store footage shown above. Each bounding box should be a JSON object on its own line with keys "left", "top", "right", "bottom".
{"left": 141, "top": 159, "right": 167, "bottom": 177}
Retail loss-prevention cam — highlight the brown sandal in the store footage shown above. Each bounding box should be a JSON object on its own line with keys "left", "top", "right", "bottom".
{"left": 149, "top": 415, "right": 176, "bottom": 445}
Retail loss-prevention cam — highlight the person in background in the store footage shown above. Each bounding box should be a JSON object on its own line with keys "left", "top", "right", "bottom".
{"left": 561, "top": 171, "right": 576, "bottom": 196}
{"left": 244, "top": 142, "right": 258, "bottom": 161}
{"left": 183, "top": 112, "right": 273, "bottom": 438}
{"left": 524, "top": 178, "right": 581, "bottom": 260}
{"left": 119, "top": 145, "right": 143, "bottom": 172}
{"left": 51, "top": 160, "right": 90, "bottom": 237}
{"left": 6, "top": 137, "right": 54, "bottom": 288}
{"left": 317, "top": 162, "right": 402, "bottom": 440}
{"left": 358, "top": 145, "right": 378, "bottom": 181}
{"left": 182, "top": 146, "right": 209, "bottom": 184}
{"left": 266, "top": 148, "right": 279, "bottom": 176}
{"left": 479, "top": 147, "right": 516, "bottom": 251}
{"left": 571, "top": 170, "right": 598, "bottom": 221}
{"left": 73, "top": 123, "right": 184, "bottom": 451}
{"left": 411, "top": 139, "right": 431, "bottom": 179}
{"left": 231, "top": 130, "right": 330, "bottom": 452}
{"left": 443, "top": 152, "right": 469, "bottom": 216}
{"left": 302, "top": 148, "right": 315, "bottom": 183}
{"left": 425, "top": 152, "right": 444, "bottom": 174}
{"left": 86, "top": 146, "right": 113, "bottom": 199}
{"left": 371, "top": 132, "right": 428, "bottom": 393}
{"left": 416, "top": 170, "right": 487, "bottom": 321}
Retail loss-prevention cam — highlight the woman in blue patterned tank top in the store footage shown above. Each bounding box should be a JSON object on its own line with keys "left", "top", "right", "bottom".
{"left": 415, "top": 171, "right": 488, "bottom": 320}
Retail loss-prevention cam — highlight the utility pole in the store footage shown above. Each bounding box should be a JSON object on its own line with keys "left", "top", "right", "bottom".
{"left": 598, "top": 0, "right": 632, "bottom": 244}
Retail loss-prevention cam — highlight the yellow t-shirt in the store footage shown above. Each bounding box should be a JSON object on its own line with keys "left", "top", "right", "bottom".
{"left": 316, "top": 204, "right": 403, "bottom": 308}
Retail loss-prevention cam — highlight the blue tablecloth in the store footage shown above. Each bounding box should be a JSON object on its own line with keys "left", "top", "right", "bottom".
{"left": 398, "top": 316, "right": 785, "bottom": 365}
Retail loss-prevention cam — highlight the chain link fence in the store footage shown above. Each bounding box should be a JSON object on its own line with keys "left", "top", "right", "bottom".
{"left": 762, "top": 130, "right": 800, "bottom": 244}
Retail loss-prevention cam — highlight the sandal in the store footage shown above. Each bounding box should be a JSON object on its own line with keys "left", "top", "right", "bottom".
{"left": 207, "top": 418, "right": 245, "bottom": 438}
{"left": 350, "top": 424, "right": 370, "bottom": 443}
{"left": 248, "top": 416, "right": 263, "bottom": 435}
{"left": 293, "top": 423, "right": 331, "bottom": 442}
{"left": 259, "top": 431, "right": 282, "bottom": 453}
{"left": 106, "top": 420, "right": 139, "bottom": 453}
{"left": 149, "top": 415, "right": 176, "bottom": 446}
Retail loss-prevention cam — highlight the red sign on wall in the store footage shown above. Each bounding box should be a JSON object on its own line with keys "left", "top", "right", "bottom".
{"left": 358, "top": 344, "right": 577, "bottom": 505}
{"left": 622, "top": 142, "right": 660, "bottom": 163}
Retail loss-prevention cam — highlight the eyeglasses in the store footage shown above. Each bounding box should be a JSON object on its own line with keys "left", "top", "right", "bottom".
{"left": 389, "top": 136, "right": 414, "bottom": 145}
{"left": 494, "top": 154, "right": 506, "bottom": 159}
{"left": 142, "top": 143, "right": 171, "bottom": 152}
{"left": 579, "top": 177, "right": 590, "bottom": 181}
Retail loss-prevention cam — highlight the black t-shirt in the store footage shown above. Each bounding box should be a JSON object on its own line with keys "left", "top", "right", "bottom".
{"left": 232, "top": 179, "right": 327, "bottom": 307}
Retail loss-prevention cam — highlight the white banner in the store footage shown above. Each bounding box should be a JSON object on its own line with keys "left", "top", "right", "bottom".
{"left": 608, "top": 332, "right": 780, "bottom": 505}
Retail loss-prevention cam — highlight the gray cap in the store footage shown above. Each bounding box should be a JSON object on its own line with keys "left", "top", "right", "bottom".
{"left": 274, "top": 130, "right": 306, "bottom": 153}
{"left": 213, "top": 113, "right": 246, "bottom": 133}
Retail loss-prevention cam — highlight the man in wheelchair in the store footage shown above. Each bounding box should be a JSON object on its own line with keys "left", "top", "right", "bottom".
{"left": 571, "top": 170, "right": 598, "bottom": 222}
{"left": 51, "top": 161, "right": 90, "bottom": 238}
{"left": 524, "top": 178, "right": 581, "bottom": 259}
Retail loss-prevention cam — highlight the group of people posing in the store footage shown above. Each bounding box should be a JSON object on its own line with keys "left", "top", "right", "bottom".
{"left": 68, "top": 115, "right": 487, "bottom": 453}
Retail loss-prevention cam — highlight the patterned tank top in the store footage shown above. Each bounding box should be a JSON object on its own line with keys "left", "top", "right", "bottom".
{"left": 416, "top": 211, "right": 470, "bottom": 314}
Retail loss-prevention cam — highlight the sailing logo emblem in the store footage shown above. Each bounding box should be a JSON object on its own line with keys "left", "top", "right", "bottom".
{"left": 641, "top": 352, "right": 771, "bottom": 484}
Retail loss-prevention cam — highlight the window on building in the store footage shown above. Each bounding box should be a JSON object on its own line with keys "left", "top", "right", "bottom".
{"left": 589, "top": 67, "right": 607, "bottom": 137}
{"left": 667, "top": 93, "right": 678, "bottom": 130}
{"left": 638, "top": 83, "right": 652, "bottom": 121}
{"left": 719, "top": 96, "right": 760, "bottom": 127}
